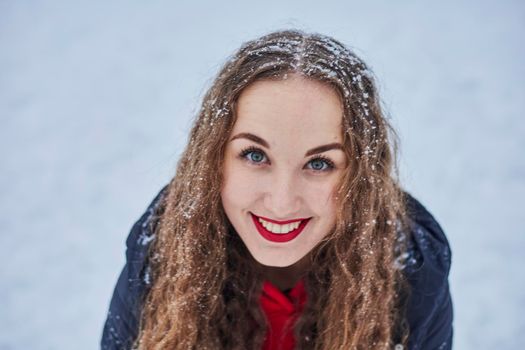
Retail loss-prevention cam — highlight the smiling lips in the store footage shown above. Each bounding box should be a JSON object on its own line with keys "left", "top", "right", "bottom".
{"left": 251, "top": 213, "right": 311, "bottom": 243}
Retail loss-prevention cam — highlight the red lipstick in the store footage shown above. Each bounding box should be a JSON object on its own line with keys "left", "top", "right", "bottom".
{"left": 251, "top": 213, "right": 311, "bottom": 243}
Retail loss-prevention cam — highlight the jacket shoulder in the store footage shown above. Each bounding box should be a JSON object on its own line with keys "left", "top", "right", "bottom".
{"left": 401, "top": 192, "right": 452, "bottom": 279}
{"left": 101, "top": 185, "right": 168, "bottom": 349}
{"left": 125, "top": 185, "right": 167, "bottom": 289}
{"left": 399, "top": 192, "right": 454, "bottom": 350}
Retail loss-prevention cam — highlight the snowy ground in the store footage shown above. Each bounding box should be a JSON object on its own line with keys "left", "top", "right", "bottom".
{"left": 1, "top": 1, "right": 524, "bottom": 349}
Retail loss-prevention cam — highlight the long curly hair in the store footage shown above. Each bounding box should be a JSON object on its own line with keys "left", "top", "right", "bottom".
{"left": 134, "top": 29, "right": 411, "bottom": 349}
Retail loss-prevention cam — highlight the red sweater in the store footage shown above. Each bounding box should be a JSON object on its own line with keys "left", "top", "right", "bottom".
{"left": 260, "top": 279, "right": 307, "bottom": 350}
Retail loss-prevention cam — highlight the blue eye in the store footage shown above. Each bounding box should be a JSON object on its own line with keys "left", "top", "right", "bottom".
{"left": 306, "top": 157, "right": 334, "bottom": 172}
{"left": 309, "top": 159, "right": 327, "bottom": 170}
{"left": 248, "top": 151, "right": 265, "bottom": 163}
{"left": 240, "top": 147, "right": 267, "bottom": 164}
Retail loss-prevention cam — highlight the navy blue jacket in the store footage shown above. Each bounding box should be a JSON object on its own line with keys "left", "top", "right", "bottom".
{"left": 101, "top": 187, "right": 453, "bottom": 349}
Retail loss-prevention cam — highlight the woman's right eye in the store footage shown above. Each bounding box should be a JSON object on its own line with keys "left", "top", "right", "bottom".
{"left": 239, "top": 147, "right": 268, "bottom": 164}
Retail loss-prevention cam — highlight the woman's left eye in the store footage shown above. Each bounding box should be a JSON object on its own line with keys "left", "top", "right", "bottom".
{"left": 306, "top": 157, "right": 334, "bottom": 172}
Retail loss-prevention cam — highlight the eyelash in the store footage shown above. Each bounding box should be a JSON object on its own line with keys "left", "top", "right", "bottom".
{"left": 238, "top": 146, "right": 335, "bottom": 172}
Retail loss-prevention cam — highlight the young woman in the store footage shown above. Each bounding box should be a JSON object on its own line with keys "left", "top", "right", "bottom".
{"left": 101, "top": 30, "right": 453, "bottom": 350}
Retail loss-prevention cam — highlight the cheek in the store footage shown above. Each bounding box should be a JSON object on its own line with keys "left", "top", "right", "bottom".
{"left": 305, "top": 180, "right": 338, "bottom": 211}
{"left": 221, "top": 164, "right": 260, "bottom": 208}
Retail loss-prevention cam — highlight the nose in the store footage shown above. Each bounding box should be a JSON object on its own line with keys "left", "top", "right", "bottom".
{"left": 263, "top": 171, "right": 302, "bottom": 219}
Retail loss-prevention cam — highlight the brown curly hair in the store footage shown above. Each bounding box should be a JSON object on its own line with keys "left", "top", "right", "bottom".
{"left": 133, "top": 29, "right": 411, "bottom": 349}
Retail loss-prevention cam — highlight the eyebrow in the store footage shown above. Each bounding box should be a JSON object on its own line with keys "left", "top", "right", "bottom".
{"left": 230, "top": 132, "right": 344, "bottom": 157}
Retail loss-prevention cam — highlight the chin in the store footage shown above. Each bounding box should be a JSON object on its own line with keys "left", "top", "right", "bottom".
{"left": 252, "top": 252, "right": 303, "bottom": 268}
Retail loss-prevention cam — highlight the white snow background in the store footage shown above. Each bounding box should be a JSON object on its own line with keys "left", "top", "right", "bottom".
{"left": 1, "top": 1, "right": 524, "bottom": 349}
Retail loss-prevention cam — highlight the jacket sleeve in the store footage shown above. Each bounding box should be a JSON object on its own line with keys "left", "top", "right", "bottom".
{"left": 100, "top": 186, "right": 167, "bottom": 350}
{"left": 402, "top": 193, "right": 454, "bottom": 350}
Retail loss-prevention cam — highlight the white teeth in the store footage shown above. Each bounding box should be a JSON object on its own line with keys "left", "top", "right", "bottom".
{"left": 257, "top": 217, "right": 303, "bottom": 234}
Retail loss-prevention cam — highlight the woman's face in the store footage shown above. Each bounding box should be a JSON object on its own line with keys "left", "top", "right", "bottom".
{"left": 221, "top": 75, "right": 347, "bottom": 267}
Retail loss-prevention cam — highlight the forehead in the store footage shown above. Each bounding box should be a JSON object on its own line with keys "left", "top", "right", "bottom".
{"left": 234, "top": 76, "right": 344, "bottom": 142}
